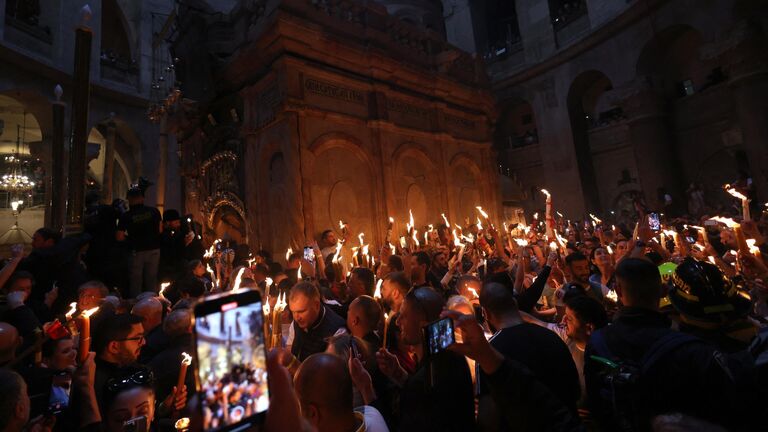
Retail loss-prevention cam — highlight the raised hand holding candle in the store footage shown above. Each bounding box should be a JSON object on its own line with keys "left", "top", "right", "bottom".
{"left": 177, "top": 352, "right": 192, "bottom": 394}
{"left": 725, "top": 184, "right": 750, "bottom": 221}
{"left": 78, "top": 307, "right": 99, "bottom": 364}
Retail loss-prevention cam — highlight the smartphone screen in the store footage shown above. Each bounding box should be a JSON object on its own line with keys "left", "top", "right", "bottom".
{"left": 648, "top": 213, "right": 661, "bottom": 232}
{"left": 194, "top": 290, "right": 269, "bottom": 431}
{"left": 303, "top": 247, "right": 315, "bottom": 265}
{"left": 423, "top": 317, "right": 456, "bottom": 356}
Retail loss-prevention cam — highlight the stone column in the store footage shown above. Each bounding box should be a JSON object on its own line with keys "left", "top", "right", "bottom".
{"left": 50, "top": 85, "right": 66, "bottom": 232}
{"left": 65, "top": 17, "right": 93, "bottom": 234}
{"left": 156, "top": 116, "right": 169, "bottom": 214}
{"left": 103, "top": 118, "right": 116, "bottom": 204}
{"left": 623, "top": 87, "right": 683, "bottom": 210}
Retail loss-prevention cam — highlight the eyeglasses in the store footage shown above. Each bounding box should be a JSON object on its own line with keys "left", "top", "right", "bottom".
{"left": 107, "top": 369, "right": 154, "bottom": 392}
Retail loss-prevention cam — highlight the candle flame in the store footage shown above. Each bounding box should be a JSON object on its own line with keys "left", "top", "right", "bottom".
{"left": 533, "top": 212, "right": 538, "bottom": 220}
{"left": 332, "top": 242, "right": 343, "bottom": 263}
{"left": 747, "top": 239, "right": 760, "bottom": 254}
{"left": 233, "top": 267, "right": 246, "bottom": 290}
{"left": 388, "top": 216, "right": 394, "bottom": 224}
{"left": 339, "top": 220, "right": 345, "bottom": 230}
{"left": 709, "top": 216, "right": 740, "bottom": 228}
{"left": 428, "top": 224, "right": 434, "bottom": 232}
{"left": 65, "top": 302, "right": 78, "bottom": 319}
{"left": 549, "top": 241, "right": 558, "bottom": 250}
{"left": 476, "top": 217, "right": 483, "bottom": 231}
{"left": 453, "top": 229, "right": 461, "bottom": 247}
{"left": 708, "top": 256, "right": 716, "bottom": 265}
{"left": 362, "top": 244, "right": 369, "bottom": 256}
{"left": 81, "top": 306, "right": 100, "bottom": 318}
{"left": 408, "top": 209, "right": 415, "bottom": 232}
{"left": 297, "top": 262, "right": 302, "bottom": 280}
{"left": 358, "top": 232, "right": 365, "bottom": 246}
{"left": 589, "top": 214, "right": 603, "bottom": 224}
{"left": 724, "top": 184, "right": 749, "bottom": 201}
{"left": 662, "top": 229, "right": 677, "bottom": 237}
{"left": 556, "top": 211, "right": 564, "bottom": 218}
{"left": 285, "top": 247, "right": 293, "bottom": 262}
{"left": 263, "top": 300, "right": 271, "bottom": 316}
{"left": 441, "top": 213, "right": 450, "bottom": 227}
{"left": 159, "top": 282, "right": 171, "bottom": 297}
{"left": 468, "top": 287, "right": 479, "bottom": 299}
{"left": 514, "top": 239, "right": 528, "bottom": 247}
{"left": 374, "top": 279, "right": 383, "bottom": 299}
{"left": 606, "top": 290, "right": 618, "bottom": 303}
{"left": 181, "top": 352, "right": 193, "bottom": 366}
{"left": 607, "top": 245, "right": 614, "bottom": 255}
{"left": 540, "top": 189, "right": 550, "bottom": 198}
{"left": 476, "top": 206, "right": 489, "bottom": 219}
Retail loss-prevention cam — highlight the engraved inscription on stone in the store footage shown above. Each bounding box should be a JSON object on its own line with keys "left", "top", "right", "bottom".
{"left": 305, "top": 78, "right": 365, "bottom": 105}
{"left": 444, "top": 113, "right": 476, "bottom": 129}
{"left": 386, "top": 98, "right": 430, "bottom": 119}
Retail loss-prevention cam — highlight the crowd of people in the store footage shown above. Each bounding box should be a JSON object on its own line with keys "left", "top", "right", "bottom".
{"left": 1, "top": 181, "right": 768, "bottom": 432}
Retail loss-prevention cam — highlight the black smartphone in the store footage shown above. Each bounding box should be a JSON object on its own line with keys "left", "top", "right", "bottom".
{"left": 303, "top": 246, "right": 315, "bottom": 266}
{"left": 25, "top": 369, "right": 54, "bottom": 420}
{"left": 422, "top": 317, "right": 456, "bottom": 356}
{"left": 123, "top": 415, "right": 148, "bottom": 432}
{"left": 648, "top": 213, "right": 661, "bottom": 232}
{"left": 193, "top": 289, "right": 269, "bottom": 431}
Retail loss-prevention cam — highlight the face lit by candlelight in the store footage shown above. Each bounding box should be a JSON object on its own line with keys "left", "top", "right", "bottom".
{"left": 432, "top": 252, "right": 448, "bottom": 271}
{"left": 289, "top": 292, "right": 322, "bottom": 331}
{"left": 44, "top": 337, "right": 77, "bottom": 371}
{"left": 719, "top": 229, "right": 736, "bottom": 249}
{"left": 322, "top": 231, "right": 338, "bottom": 247}
{"left": 592, "top": 248, "right": 612, "bottom": 267}
{"left": 562, "top": 306, "right": 592, "bottom": 343}
{"left": 615, "top": 240, "right": 629, "bottom": 256}
{"left": 106, "top": 386, "right": 155, "bottom": 432}
{"left": 397, "top": 298, "right": 426, "bottom": 346}
{"left": 108, "top": 323, "right": 145, "bottom": 366}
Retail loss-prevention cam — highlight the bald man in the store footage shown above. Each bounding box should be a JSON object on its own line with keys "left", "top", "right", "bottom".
{"left": 132, "top": 297, "right": 164, "bottom": 333}
{"left": 148, "top": 308, "right": 194, "bottom": 402}
{"left": 0, "top": 322, "right": 21, "bottom": 366}
{"left": 295, "top": 353, "right": 388, "bottom": 432}
{"left": 347, "top": 296, "right": 382, "bottom": 348}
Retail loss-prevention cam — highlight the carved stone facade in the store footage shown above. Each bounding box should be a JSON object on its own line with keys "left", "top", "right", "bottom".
{"left": 172, "top": 0, "right": 497, "bottom": 254}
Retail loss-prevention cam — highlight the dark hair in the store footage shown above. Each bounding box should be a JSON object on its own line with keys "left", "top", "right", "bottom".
{"left": 268, "top": 262, "right": 283, "bottom": 277}
{"left": 384, "top": 271, "right": 411, "bottom": 296}
{"left": 480, "top": 282, "right": 518, "bottom": 316}
{"left": 288, "top": 252, "right": 302, "bottom": 263}
{"left": 321, "top": 230, "right": 334, "bottom": 241}
{"left": 615, "top": 258, "right": 662, "bottom": 308}
{"left": 257, "top": 250, "right": 273, "bottom": 263}
{"left": 253, "top": 264, "right": 269, "bottom": 276}
{"left": 91, "top": 311, "right": 144, "bottom": 356}
{"left": 103, "top": 366, "right": 155, "bottom": 413}
{"left": 350, "top": 267, "right": 375, "bottom": 296}
{"left": 414, "top": 251, "right": 431, "bottom": 271}
{"left": 351, "top": 295, "right": 381, "bottom": 330}
{"left": 565, "top": 252, "right": 588, "bottom": 266}
{"left": 78, "top": 280, "right": 109, "bottom": 297}
{"left": 387, "top": 255, "right": 404, "bottom": 272}
{"left": 41, "top": 336, "right": 72, "bottom": 360}
{"left": 565, "top": 295, "right": 608, "bottom": 328}
{"left": 0, "top": 369, "right": 24, "bottom": 430}
{"left": 5, "top": 270, "right": 34, "bottom": 291}
{"left": 34, "top": 227, "right": 61, "bottom": 244}
{"left": 404, "top": 286, "right": 444, "bottom": 322}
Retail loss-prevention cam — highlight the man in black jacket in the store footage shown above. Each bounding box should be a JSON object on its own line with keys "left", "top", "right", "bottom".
{"left": 287, "top": 282, "right": 346, "bottom": 361}
{"left": 584, "top": 258, "right": 762, "bottom": 431}
{"left": 375, "top": 286, "right": 475, "bottom": 432}
{"left": 479, "top": 282, "right": 580, "bottom": 430}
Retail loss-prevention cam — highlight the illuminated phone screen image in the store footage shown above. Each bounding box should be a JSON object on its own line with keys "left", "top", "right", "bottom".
{"left": 195, "top": 298, "right": 269, "bottom": 430}
{"left": 425, "top": 318, "right": 455, "bottom": 356}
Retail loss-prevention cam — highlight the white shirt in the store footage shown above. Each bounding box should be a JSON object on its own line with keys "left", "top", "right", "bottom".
{"left": 354, "top": 406, "right": 389, "bottom": 432}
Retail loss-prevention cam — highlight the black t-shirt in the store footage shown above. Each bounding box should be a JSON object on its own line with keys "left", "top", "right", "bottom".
{"left": 118, "top": 204, "right": 162, "bottom": 251}
{"left": 484, "top": 323, "right": 580, "bottom": 413}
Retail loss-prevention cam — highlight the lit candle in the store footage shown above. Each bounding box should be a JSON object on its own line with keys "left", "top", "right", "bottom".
{"left": 374, "top": 279, "right": 383, "bottom": 299}
{"left": 382, "top": 312, "right": 391, "bottom": 349}
{"left": 78, "top": 307, "right": 99, "bottom": 364}
{"left": 747, "top": 239, "right": 762, "bottom": 260}
{"left": 441, "top": 213, "right": 450, "bottom": 228}
{"left": 159, "top": 282, "right": 170, "bottom": 298}
{"left": 476, "top": 206, "right": 490, "bottom": 220}
{"left": 285, "top": 247, "right": 293, "bottom": 263}
{"left": 177, "top": 352, "right": 192, "bottom": 393}
{"left": 725, "top": 184, "right": 750, "bottom": 221}
{"left": 709, "top": 217, "right": 749, "bottom": 255}
{"left": 65, "top": 302, "right": 78, "bottom": 320}
{"left": 232, "top": 267, "right": 246, "bottom": 290}
{"left": 386, "top": 217, "right": 394, "bottom": 243}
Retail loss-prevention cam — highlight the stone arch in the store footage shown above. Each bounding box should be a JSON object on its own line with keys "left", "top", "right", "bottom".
{"left": 391, "top": 142, "right": 441, "bottom": 227}
{"left": 101, "top": 0, "right": 136, "bottom": 63}
{"left": 567, "top": 70, "right": 613, "bottom": 212}
{"left": 636, "top": 25, "right": 709, "bottom": 98}
{"left": 448, "top": 152, "right": 484, "bottom": 224}
{"left": 308, "top": 132, "right": 378, "bottom": 245}
{"left": 494, "top": 98, "right": 538, "bottom": 150}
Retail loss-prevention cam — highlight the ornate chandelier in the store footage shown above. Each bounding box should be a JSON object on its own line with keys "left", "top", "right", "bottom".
{"left": 0, "top": 123, "right": 34, "bottom": 193}
{"left": 0, "top": 155, "right": 34, "bottom": 192}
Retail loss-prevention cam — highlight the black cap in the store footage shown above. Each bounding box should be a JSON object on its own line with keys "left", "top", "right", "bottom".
{"left": 163, "top": 209, "right": 181, "bottom": 222}
{"left": 668, "top": 257, "right": 751, "bottom": 325}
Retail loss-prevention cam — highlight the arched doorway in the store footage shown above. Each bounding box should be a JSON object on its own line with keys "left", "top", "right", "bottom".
{"left": 567, "top": 70, "right": 613, "bottom": 212}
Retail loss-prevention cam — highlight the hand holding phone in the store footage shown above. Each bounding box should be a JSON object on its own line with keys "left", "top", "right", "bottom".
{"left": 423, "top": 317, "right": 456, "bottom": 356}
{"left": 303, "top": 246, "right": 315, "bottom": 266}
{"left": 648, "top": 213, "right": 661, "bottom": 232}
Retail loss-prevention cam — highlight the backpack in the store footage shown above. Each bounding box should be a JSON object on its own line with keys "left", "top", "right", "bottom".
{"left": 588, "top": 329, "right": 699, "bottom": 432}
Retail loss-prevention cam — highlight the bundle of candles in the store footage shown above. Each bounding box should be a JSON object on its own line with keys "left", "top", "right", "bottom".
{"left": 263, "top": 291, "right": 287, "bottom": 350}
{"left": 64, "top": 302, "right": 101, "bottom": 364}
